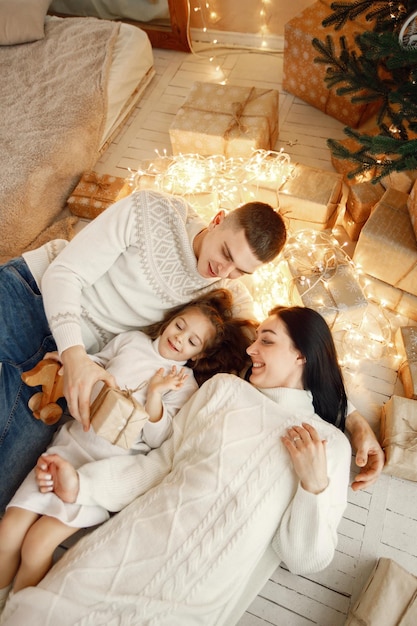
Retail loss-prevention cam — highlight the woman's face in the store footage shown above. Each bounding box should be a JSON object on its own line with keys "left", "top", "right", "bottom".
{"left": 246, "top": 314, "right": 305, "bottom": 389}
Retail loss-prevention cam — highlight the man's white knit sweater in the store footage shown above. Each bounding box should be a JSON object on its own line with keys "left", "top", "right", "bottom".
{"left": 3, "top": 374, "right": 351, "bottom": 626}
{"left": 22, "top": 190, "right": 254, "bottom": 355}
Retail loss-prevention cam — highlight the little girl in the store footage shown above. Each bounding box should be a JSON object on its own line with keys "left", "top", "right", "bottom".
{"left": 0, "top": 288, "right": 255, "bottom": 605}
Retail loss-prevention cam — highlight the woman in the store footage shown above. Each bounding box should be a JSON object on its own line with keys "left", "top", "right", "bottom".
{"left": 2, "top": 306, "right": 352, "bottom": 626}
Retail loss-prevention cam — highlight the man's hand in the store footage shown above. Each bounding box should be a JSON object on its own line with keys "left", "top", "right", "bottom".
{"left": 35, "top": 453, "right": 80, "bottom": 503}
{"left": 60, "top": 345, "right": 116, "bottom": 430}
{"left": 345, "top": 410, "right": 385, "bottom": 491}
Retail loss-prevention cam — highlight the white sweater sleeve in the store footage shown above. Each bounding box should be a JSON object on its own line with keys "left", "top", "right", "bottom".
{"left": 76, "top": 380, "right": 207, "bottom": 511}
{"left": 271, "top": 430, "right": 351, "bottom": 574}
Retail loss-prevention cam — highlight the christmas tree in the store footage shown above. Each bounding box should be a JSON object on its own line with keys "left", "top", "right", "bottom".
{"left": 312, "top": 0, "right": 417, "bottom": 181}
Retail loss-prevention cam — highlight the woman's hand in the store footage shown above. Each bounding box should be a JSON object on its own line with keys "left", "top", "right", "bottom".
{"left": 35, "top": 453, "right": 79, "bottom": 503}
{"left": 60, "top": 345, "right": 116, "bottom": 430}
{"left": 282, "top": 423, "right": 329, "bottom": 494}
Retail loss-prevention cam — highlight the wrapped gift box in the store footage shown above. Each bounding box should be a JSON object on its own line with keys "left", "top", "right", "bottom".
{"left": 361, "top": 273, "right": 417, "bottom": 323}
{"left": 283, "top": 1, "right": 381, "bottom": 127}
{"left": 345, "top": 558, "right": 417, "bottom": 626}
{"left": 342, "top": 181, "right": 384, "bottom": 241}
{"left": 277, "top": 163, "right": 343, "bottom": 231}
{"left": 408, "top": 178, "right": 417, "bottom": 240}
{"left": 90, "top": 385, "right": 149, "bottom": 449}
{"left": 380, "top": 395, "right": 417, "bottom": 482}
{"left": 281, "top": 255, "right": 367, "bottom": 331}
{"left": 67, "top": 171, "right": 131, "bottom": 219}
{"left": 396, "top": 327, "right": 417, "bottom": 400}
{"left": 169, "top": 82, "right": 279, "bottom": 158}
{"left": 353, "top": 188, "right": 417, "bottom": 298}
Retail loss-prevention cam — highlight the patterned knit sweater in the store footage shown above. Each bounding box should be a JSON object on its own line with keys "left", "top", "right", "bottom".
{"left": 22, "top": 190, "right": 254, "bottom": 355}
{"left": 3, "top": 375, "right": 351, "bottom": 626}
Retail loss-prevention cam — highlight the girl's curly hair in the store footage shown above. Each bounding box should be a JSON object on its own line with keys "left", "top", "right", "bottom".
{"left": 142, "top": 288, "right": 257, "bottom": 386}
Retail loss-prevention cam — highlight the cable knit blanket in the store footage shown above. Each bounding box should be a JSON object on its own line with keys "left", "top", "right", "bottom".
{"left": 0, "top": 17, "right": 119, "bottom": 262}
{"left": 2, "top": 375, "right": 351, "bottom": 626}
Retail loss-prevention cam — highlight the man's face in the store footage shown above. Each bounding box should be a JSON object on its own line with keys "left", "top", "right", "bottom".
{"left": 195, "top": 211, "right": 262, "bottom": 280}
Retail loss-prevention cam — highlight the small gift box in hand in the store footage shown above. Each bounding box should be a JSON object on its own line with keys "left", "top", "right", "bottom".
{"left": 90, "top": 385, "right": 149, "bottom": 449}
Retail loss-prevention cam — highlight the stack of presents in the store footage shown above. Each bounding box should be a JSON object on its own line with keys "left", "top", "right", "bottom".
{"left": 67, "top": 5, "right": 417, "bottom": 608}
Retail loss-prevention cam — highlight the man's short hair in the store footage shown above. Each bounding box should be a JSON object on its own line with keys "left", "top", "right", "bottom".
{"left": 224, "top": 202, "right": 287, "bottom": 263}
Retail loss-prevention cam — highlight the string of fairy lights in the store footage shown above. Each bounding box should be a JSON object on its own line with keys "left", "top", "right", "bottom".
{"left": 128, "top": 149, "right": 405, "bottom": 369}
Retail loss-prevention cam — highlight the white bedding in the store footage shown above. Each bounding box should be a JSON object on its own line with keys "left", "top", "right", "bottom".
{"left": 45, "top": 16, "right": 155, "bottom": 147}
{"left": 49, "top": 0, "right": 170, "bottom": 22}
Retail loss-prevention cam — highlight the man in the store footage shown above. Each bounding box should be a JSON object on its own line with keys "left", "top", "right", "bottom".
{"left": 0, "top": 189, "right": 382, "bottom": 510}
{"left": 0, "top": 190, "right": 285, "bottom": 509}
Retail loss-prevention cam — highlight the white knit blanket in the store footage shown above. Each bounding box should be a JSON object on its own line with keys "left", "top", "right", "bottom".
{"left": 2, "top": 375, "right": 351, "bottom": 625}
{"left": 0, "top": 17, "right": 119, "bottom": 261}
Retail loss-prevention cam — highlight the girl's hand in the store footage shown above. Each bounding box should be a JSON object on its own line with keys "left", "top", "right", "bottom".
{"left": 282, "top": 423, "right": 329, "bottom": 494}
{"left": 148, "top": 366, "right": 189, "bottom": 395}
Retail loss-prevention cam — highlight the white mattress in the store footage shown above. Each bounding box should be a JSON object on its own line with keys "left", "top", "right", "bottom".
{"left": 102, "top": 20, "right": 154, "bottom": 145}
{"left": 46, "top": 16, "right": 154, "bottom": 148}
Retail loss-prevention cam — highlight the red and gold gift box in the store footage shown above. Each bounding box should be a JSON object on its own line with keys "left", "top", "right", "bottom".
{"left": 283, "top": 1, "right": 381, "bottom": 127}
{"left": 169, "top": 82, "right": 279, "bottom": 158}
{"left": 67, "top": 171, "right": 131, "bottom": 219}
{"left": 342, "top": 181, "right": 384, "bottom": 241}
{"left": 396, "top": 327, "right": 417, "bottom": 400}
{"left": 345, "top": 558, "right": 417, "bottom": 626}
{"left": 90, "top": 385, "right": 149, "bottom": 449}
{"left": 278, "top": 163, "right": 343, "bottom": 232}
{"left": 353, "top": 188, "right": 417, "bottom": 299}
{"left": 380, "top": 395, "right": 417, "bottom": 482}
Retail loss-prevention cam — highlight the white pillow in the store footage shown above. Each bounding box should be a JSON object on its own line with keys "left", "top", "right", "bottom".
{"left": 0, "top": 0, "right": 51, "bottom": 45}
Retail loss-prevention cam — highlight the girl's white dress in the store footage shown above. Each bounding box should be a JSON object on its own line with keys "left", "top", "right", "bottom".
{"left": 8, "top": 331, "right": 197, "bottom": 527}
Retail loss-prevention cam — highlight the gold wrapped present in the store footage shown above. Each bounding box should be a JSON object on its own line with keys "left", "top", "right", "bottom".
{"left": 361, "top": 274, "right": 417, "bottom": 323}
{"left": 396, "top": 327, "right": 417, "bottom": 400}
{"left": 353, "top": 188, "right": 417, "bottom": 298}
{"left": 283, "top": 1, "right": 381, "bottom": 127}
{"left": 380, "top": 395, "right": 417, "bottom": 482}
{"left": 345, "top": 558, "right": 417, "bottom": 626}
{"left": 277, "top": 164, "right": 343, "bottom": 231}
{"left": 169, "top": 82, "right": 279, "bottom": 158}
{"left": 90, "top": 385, "right": 149, "bottom": 449}
{"left": 408, "top": 178, "right": 417, "bottom": 240}
{"left": 342, "top": 181, "right": 384, "bottom": 241}
{"left": 67, "top": 171, "right": 131, "bottom": 219}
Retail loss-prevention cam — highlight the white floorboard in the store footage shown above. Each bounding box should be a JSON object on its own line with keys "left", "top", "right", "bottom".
{"left": 91, "top": 44, "right": 417, "bottom": 625}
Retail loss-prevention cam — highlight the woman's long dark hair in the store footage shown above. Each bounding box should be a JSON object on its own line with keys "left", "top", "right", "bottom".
{"left": 270, "top": 305, "right": 347, "bottom": 430}
{"left": 143, "top": 289, "right": 256, "bottom": 386}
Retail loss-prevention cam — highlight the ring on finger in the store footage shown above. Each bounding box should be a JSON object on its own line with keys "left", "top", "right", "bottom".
{"left": 293, "top": 436, "right": 301, "bottom": 443}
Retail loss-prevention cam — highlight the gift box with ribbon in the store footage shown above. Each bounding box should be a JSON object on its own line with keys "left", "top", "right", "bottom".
{"left": 353, "top": 188, "right": 417, "bottom": 298}
{"left": 283, "top": 1, "right": 381, "bottom": 127}
{"left": 342, "top": 181, "right": 384, "bottom": 241}
{"left": 169, "top": 82, "right": 279, "bottom": 158}
{"left": 281, "top": 230, "right": 368, "bottom": 331}
{"left": 90, "top": 384, "right": 149, "bottom": 449}
{"left": 67, "top": 171, "right": 131, "bottom": 219}
{"left": 396, "top": 327, "right": 417, "bottom": 400}
{"left": 360, "top": 273, "right": 417, "bottom": 323}
{"left": 380, "top": 395, "right": 417, "bottom": 482}
{"left": 345, "top": 558, "right": 417, "bottom": 626}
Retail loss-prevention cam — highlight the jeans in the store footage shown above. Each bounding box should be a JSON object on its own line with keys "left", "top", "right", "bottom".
{"left": 0, "top": 257, "right": 65, "bottom": 511}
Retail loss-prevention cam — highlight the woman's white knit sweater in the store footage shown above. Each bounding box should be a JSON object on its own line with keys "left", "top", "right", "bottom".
{"left": 22, "top": 190, "right": 253, "bottom": 355}
{"left": 3, "top": 374, "right": 351, "bottom": 626}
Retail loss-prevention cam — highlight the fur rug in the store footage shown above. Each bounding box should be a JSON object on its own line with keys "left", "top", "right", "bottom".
{"left": 0, "top": 17, "right": 119, "bottom": 262}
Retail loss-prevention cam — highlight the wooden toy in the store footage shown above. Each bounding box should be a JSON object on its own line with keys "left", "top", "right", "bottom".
{"left": 21, "top": 359, "right": 65, "bottom": 425}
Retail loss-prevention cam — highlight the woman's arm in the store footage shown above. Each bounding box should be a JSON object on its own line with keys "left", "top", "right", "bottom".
{"left": 272, "top": 423, "right": 351, "bottom": 574}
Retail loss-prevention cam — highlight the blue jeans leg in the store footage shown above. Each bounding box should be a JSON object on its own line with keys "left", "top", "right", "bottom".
{"left": 0, "top": 257, "right": 66, "bottom": 511}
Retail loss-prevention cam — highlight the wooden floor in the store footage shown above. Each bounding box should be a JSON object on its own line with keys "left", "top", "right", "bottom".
{"left": 92, "top": 44, "right": 417, "bottom": 625}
